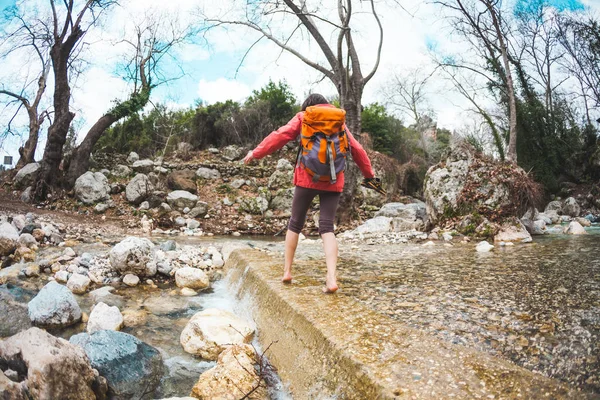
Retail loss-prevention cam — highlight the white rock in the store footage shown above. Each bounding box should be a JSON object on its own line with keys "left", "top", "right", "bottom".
{"left": 67, "top": 273, "right": 91, "bottom": 294}
{"left": 54, "top": 270, "right": 69, "bottom": 283}
{"left": 562, "top": 197, "right": 581, "bottom": 217}
{"left": 17, "top": 233, "right": 37, "bottom": 249}
{"left": 563, "top": 221, "right": 587, "bottom": 235}
{"left": 442, "top": 232, "right": 453, "bottom": 241}
{"left": 494, "top": 220, "right": 532, "bottom": 243}
{"left": 0, "top": 222, "right": 19, "bottom": 256}
{"left": 476, "top": 241, "right": 494, "bottom": 252}
{"left": 87, "top": 302, "right": 123, "bottom": 333}
{"left": 14, "top": 163, "right": 41, "bottom": 188}
{"left": 276, "top": 158, "right": 293, "bottom": 171}
{"left": 132, "top": 159, "right": 155, "bottom": 173}
{"left": 175, "top": 267, "right": 210, "bottom": 290}
{"left": 195, "top": 167, "right": 221, "bottom": 180}
{"left": 123, "top": 274, "right": 140, "bottom": 286}
{"left": 167, "top": 190, "right": 199, "bottom": 211}
{"left": 422, "top": 241, "right": 435, "bottom": 247}
{"left": 180, "top": 308, "right": 254, "bottom": 360}
{"left": 180, "top": 288, "right": 198, "bottom": 297}
{"left": 126, "top": 174, "right": 154, "bottom": 205}
{"left": 127, "top": 152, "right": 140, "bottom": 164}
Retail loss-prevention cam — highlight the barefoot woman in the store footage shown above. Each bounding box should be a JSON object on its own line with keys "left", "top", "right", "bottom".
{"left": 243, "top": 94, "right": 376, "bottom": 293}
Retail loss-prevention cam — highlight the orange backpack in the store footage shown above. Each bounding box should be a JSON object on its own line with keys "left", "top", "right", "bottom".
{"left": 298, "top": 106, "right": 350, "bottom": 183}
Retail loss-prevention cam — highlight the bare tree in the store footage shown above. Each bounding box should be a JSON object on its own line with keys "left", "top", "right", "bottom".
{"left": 0, "top": 5, "right": 53, "bottom": 167}
{"left": 383, "top": 67, "right": 435, "bottom": 126}
{"left": 33, "top": 0, "right": 115, "bottom": 200}
{"left": 206, "top": 0, "right": 384, "bottom": 219}
{"left": 65, "top": 14, "right": 190, "bottom": 186}
{"left": 435, "top": 0, "right": 519, "bottom": 162}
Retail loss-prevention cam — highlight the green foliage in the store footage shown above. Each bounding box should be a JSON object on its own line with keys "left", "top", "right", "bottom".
{"left": 245, "top": 80, "right": 298, "bottom": 126}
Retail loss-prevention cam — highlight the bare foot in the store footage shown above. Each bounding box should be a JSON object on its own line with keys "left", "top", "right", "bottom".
{"left": 322, "top": 285, "right": 338, "bottom": 294}
{"left": 282, "top": 269, "right": 292, "bottom": 284}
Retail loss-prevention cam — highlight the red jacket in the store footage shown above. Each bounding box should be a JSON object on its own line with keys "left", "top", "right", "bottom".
{"left": 252, "top": 104, "right": 375, "bottom": 192}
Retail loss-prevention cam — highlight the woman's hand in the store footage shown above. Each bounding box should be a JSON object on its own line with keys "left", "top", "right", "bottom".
{"left": 243, "top": 150, "right": 255, "bottom": 164}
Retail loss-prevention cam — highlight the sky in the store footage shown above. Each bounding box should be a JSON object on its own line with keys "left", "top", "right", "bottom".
{"left": 0, "top": 0, "right": 597, "bottom": 165}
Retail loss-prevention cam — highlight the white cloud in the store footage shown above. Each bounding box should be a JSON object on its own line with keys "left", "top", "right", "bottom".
{"left": 197, "top": 78, "right": 251, "bottom": 104}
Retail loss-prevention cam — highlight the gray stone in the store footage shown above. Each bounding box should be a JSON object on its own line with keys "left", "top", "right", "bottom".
{"left": 126, "top": 174, "right": 154, "bottom": 205}
{"left": 109, "top": 237, "right": 156, "bottom": 277}
{"left": 122, "top": 274, "right": 140, "bottom": 287}
{"left": 89, "top": 286, "right": 125, "bottom": 308}
{"left": 230, "top": 179, "right": 246, "bottom": 189}
{"left": 562, "top": 197, "right": 581, "bottom": 217}
{"left": 187, "top": 219, "right": 201, "bottom": 230}
{"left": 112, "top": 164, "right": 132, "bottom": 178}
{"left": 11, "top": 215, "right": 26, "bottom": 231}
{"left": 0, "top": 222, "right": 20, "bottom": 256}
{"left": 94, "top": 203, "right": 110, "bottom": 214}
{"left": 167, "top": 190, "right": 198, "bottom": 211}
{"left": 424, "top": 159, "right": 469, "bottom": 223}
{"left": 188, "top": 202, "right": 208, "bottom": 218}
{"left": 20, "top": 186, "right": 33, "bottom": 203}
{"left": 14, "top": 163, "right": 40, "bottom": 188}
{"left": 276, "top": 158, "right": 294, "bottom": 171}
{"left": 127, "top": 152, "right": 140, "bottom": 164}
{"left": 0, "top": 291, "right": 32, "bottom": 337}
{"left": 354, "top": 216, "right": 392, "bottom": 234}
{"left": 544, "top": 200, "right": 563, "bottom": 214}
{"left": 221, "top": 145, "right": 244, "bottom": 161}
{"left": 74, "top": 171, "right": 110, "bottom": 205}
{"left": 167, "top": 170, "right": 197, "bottom": 194}
{"left": 268, "top": 169, "right": 293, "bottom": 189}
{"left": 132, "top": 159, "right": 154, "bottom": 173}
{"left": 269, "top": 188, "right": 294, "bottom": 211}
{"left": 208, "top": 147, "right": 219, "bottom": 154}
{"left": 27, "top": 281, "right": 82, "bottom": 328}
{"left": 159, "top": 240, "right": 177, "bottom": 252}
{"left": 67, "top": 273, "right": 91, "bottom": 294}
{"left": 17, "top": 233, "right": 36, "bottom": 249}
{"left": 239, "top": 196, "right": 269, "bottom": 215}
{"left": 139, "top": 201, "right": 150, "bottom": 211}
{"left": 195, "top": 167, "right": 221, "bottom": 180}
{"left": 70, "top": 330, "right": 164, "bottom": 400}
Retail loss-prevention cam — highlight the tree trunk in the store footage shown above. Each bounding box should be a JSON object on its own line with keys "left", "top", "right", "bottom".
{"left": 34, "top": 41, "right": 78, "bottom": 199}
{"left": 65, "top": 114, "right": 119, "bottom": 187}
{"left": 16, "top": 110, "right": 40, "bottom": 168}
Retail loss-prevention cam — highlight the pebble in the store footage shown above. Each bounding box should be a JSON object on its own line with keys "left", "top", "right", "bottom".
{"left": 123, "top": 274, "right": 140, "bottom": 287}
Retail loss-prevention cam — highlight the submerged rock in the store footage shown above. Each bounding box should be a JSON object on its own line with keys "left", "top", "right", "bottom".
{"left": 191, "top": 344, "right": 267, "bottom": 400}
{"left": 28, "top": 281, "right": 82, "bottom": 328}
{"left": 180, "top": 308, "right": 254, "bottom": 360}
{"left": 0, "top": 327, "right": 104, "bottom": 400}
{"left": 476, "top": 241, "right": 494, "bottom": 252}
{"left": 70, "top": 330, "right": 164, "bottom": 400}
{"left": 0, "top": 291, "right": 32, "bottom": 337}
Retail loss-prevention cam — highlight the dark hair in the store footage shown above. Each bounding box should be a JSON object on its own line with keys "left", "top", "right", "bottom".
{"left": 301, "top": 93, "right": 329, "bottom": 111}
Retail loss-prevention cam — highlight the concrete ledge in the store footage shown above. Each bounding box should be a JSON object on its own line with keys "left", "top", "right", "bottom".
{"left": 225, "top": 250, "right": 589, "bottom": 399}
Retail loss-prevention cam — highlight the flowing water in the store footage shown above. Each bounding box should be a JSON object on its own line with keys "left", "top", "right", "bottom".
{"left": 1, "top": 237, "right": 290, "bottom": 399}
{"left": 283, "top": 227, "right": 600, "bottom": 394}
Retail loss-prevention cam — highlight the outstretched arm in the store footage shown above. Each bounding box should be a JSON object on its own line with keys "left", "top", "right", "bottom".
{"left": 347, "top": 129, "right": 375, "bottom": 179}
{"left": 245, "top": 112, "right": 303, "bottom": 163}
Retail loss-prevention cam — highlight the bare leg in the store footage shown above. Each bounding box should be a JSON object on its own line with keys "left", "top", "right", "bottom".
{"left": 321, "top": 232, "right": 338, "bottom": 293}
{"left": 283, "top": 230, "right": 299, "bottom": 283}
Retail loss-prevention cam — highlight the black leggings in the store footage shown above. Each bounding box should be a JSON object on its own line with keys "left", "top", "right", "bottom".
{"left": 288, "top": 186, "right": 341, "bottom": 235}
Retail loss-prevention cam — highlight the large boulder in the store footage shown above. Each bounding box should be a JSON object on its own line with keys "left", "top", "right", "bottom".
{"left": 167, "top": 170, "right": 197, "bottom": 194}
{"left": 167, "top": 190, "right": 198, "bottom": 211}
{"left": 87, "top": 302, "right": 123, "bottom": 333}
{"left": 562, "top": 197, "right": 581, "bottom": 217}
{"left": 74, "top": 171, "right": 110, "bottom": 205}
{"left": 354, "top": 216, "right": 392, "bottom": 234}
{"left": 14, "top": 163, "right": 40, "bottom": 189}
{"left": 132, "top": 159, "right": 155, "bottom": 173}
{"left": 70, "top": 330, "right": 163, "bottom": 400}
{"left": 28, "top": 281, "right": 82, "bottom": 328}
{"left": 112, "top": 165, "right": 132, "bottom": 178}
{"left": 126, "top": 174, "right": 154, "bottom": 205}
{"left": 0, "top": 327, "right": 104, "bottom": 400}
{"left": 180, "top": 308, "right": 254, "bottom": 360}
{"left": 175, "top": 267, "right": 210, "bottom": 290}
{"left": 109, "top": 237, "right": 156, "bottom": 277}
{"left": 424, "top": 147, "right": 538, "bottom": 227}
{"left": 0, "top": 291, "right": 32, "bottom": 337}
{"left": 0, "top": 222, "right": 19, "bottom": 256}
{"left": 191, "top": 344, "right": 267, "bottom": 400}
{"left": 195, "top": 167, "right": 221, "bottom": 180}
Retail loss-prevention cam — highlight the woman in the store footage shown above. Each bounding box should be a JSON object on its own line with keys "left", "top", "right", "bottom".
{"left": 243, "top": 94, "right": 376, "bottom": 293}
